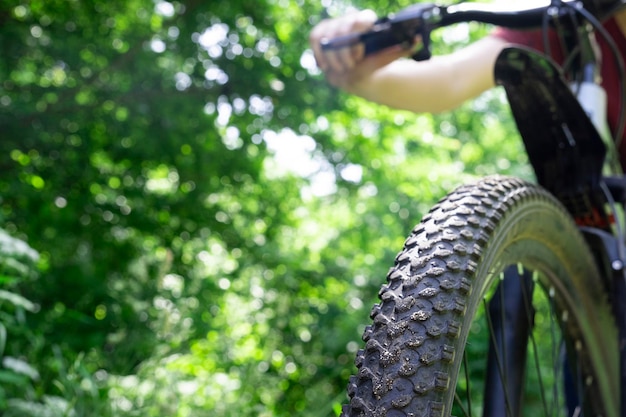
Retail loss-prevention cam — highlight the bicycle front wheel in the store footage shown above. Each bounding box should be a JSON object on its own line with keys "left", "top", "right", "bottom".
{"left": 341, "top": 176, "right": 618, "bottom": 417}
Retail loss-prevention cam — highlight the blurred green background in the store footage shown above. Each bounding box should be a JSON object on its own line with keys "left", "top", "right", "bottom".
{"left": 0, "top": 0, "right": 530, "bottom": 415}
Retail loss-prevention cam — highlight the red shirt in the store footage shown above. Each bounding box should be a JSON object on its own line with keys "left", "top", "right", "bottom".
{"left": 493, "top": 19, "right": 626, "bottom": 167}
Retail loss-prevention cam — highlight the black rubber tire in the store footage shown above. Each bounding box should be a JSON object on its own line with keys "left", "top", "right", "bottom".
{"left": 341, "top": 176, "right": 618, "bottom": 417}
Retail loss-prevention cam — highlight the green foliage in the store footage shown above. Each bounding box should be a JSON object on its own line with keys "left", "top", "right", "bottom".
{"left": 0, "top": 229, "right": 40, "bottom": 412}
{"left": 0, "top": 0, "right": 524, "bottom": 416}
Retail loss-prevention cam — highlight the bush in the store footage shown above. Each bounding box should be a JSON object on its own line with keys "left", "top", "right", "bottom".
{"left": 0, "top": 230, "right": 110, "bottom": 416}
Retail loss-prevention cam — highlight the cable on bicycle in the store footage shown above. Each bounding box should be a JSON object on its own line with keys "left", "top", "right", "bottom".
{"left": 566, "top": 2, "right": 626, "bottom": 148}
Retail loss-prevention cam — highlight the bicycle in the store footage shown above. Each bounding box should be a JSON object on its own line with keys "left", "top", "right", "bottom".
{"left": 321, "top": 0, "right": 626, "bottom": 416}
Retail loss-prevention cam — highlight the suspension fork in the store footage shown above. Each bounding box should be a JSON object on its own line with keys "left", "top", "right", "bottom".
{"left": 483, "top": 266, "right": 534, "bottom": 417}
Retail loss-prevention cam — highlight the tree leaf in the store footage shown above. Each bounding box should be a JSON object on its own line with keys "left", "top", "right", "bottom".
{"left": 0, "top": 290, "right": 38, "bottom": 313}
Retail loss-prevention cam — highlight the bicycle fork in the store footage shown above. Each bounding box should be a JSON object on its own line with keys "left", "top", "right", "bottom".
{"left": 482, "top": 266, "right": 534, "bottom": 417}
{"left": 482, "top": 267, "right": 585, "bottom": 417}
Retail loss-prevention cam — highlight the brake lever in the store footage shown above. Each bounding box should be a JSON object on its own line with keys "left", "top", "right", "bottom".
{"left": 320, "top": 3, "right": 441, "bottom": 61}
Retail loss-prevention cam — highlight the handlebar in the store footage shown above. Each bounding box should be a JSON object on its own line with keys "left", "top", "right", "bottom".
{"left": 320, "top": 0, "right": 625, "bottom": 60}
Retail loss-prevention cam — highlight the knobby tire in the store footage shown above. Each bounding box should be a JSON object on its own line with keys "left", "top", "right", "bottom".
{"left": 341, "top": 176, "right": 618, "bottom": 417}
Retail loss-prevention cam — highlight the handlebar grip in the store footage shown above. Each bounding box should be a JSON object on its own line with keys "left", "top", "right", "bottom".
{"left": 320, "top": 4, "right": 434, "bottom": 58}
{"left": 320, "top": 33, "right": 361, "bottom": 50}
{"left": 320, "top": 29, "right": 411, "bottom": 56}
{"left": 361, "top": 30, "right": 409, "bottom": 56}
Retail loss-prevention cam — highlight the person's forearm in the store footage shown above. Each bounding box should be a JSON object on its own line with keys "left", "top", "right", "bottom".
{"left": 346, "top": 58, "right": 466, "bottom": 113}
{"left": 343, "top": 36, "right": 509, "bottom": 114}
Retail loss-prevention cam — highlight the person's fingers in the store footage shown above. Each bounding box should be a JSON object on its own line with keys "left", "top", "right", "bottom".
{"left": 325, "top": 41, "right": 347, "bottom": 72}
{"left": 310, "top": 9, "right": 377, "bottom": 73}
{"left": 309, "top": 23, "right": 329, "bottom": 71}
{"left": 325, "top": 10, "right": 361, "bottom": 72}
{"left": 350, "top": 43, "right": 364, "bottom": 67}
{"left": 324, "top": 70, "right": 351, "bottom": 89}
{"left": 354, "top": 9, "right": 377, "bottom": 31}
{"left": 348, "top": 9, "right": 376, "bottom": 65}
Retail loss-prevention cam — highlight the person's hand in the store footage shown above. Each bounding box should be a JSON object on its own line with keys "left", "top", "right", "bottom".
{"left": 309, "top": 9, "right": 418, "bottom": 92}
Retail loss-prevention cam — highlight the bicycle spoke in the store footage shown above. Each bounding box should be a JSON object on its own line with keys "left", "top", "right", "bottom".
{"left": 549, "top": 301, "right": 558, "bottom": 416}
{"left": 527, "top": 289, "right": 551, "bottom": 415}
{"left": 454, "top": 390, "right": 471, "bottom": 417}
{"left": 575, "top": 350, "right": 585, "bottom": 416}
{"left": 548, "top": 301, "right": 562, "bottom": 417}
{"left": 463, "top": 351, "right": 472, "bottom": 417}
{"left": 499, "top": 273, "right": 509, "bottom": 411}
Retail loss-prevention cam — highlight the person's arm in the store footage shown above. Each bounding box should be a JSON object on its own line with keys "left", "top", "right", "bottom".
{"left": 310, "top": 10, "right": 510, "bottom": 113}
{"left": 353, "top": 36, "right": 509, "bottom": 113}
